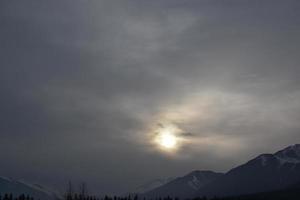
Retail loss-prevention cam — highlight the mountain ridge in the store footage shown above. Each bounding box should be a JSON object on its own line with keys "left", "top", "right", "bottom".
{"left": 142, "top": 144, "right": 300, "bottom": 198}
{"left": 195, "top": 143, "right": 300, "bottom": 197}
{"left": 144, "top": 170, "right": 223, "bottom": 198}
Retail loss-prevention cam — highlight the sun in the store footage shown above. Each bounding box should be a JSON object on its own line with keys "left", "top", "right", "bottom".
{"left": 160, "top": 133, "right": 177, "bottom": 149}
{"left": 154, "top": 126, "right": 179, "bottom": 150}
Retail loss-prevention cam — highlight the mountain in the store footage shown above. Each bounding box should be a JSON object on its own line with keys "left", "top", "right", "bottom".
{"left": 142, "top": 144, "right": 300, "bottom": 199}
{"left": 0, "top": 177, "right": 61, "bottom": 200}
{"left": 135, "top": 178, "right": 174, "bottom": 194}
{"left": 144, "top": 170, "right": 223, "bottom": 198}
{"left": 196, "top": 144, "right": 300, "bottom": 197}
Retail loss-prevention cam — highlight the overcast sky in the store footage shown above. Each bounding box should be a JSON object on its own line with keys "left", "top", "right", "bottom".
{"left": 1, "top": 0, "right": 300, "bottom": 195}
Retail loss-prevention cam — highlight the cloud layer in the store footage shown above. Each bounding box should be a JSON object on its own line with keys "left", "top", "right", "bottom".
{"left": 1, "top": 0, "right": 300, "bottom": 195}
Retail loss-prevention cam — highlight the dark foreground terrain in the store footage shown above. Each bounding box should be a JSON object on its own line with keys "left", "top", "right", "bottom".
{"left": 1, "top": 184, "right": 300, "bottom": 200}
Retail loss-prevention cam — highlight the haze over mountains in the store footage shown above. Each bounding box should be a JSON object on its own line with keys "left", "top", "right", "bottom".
{"left": 143, "top": 144, "right": 300, "bottom": 198}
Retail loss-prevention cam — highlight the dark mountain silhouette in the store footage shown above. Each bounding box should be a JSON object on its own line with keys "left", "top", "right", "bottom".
{"left": 196, "top": 144, "right": 300, "bottom": 197}
{"left": 144, "top": 170, "right": 223, "bottom": 198}
{"left": 142, "top": 144, "right": 300, "bottom": 198}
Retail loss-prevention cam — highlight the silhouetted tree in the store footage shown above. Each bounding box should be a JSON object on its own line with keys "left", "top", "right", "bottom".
{"left": 79, "top": 182, "right": 88, "bottom": 199}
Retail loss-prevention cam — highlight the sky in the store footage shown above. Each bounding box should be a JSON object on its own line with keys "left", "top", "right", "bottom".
{"left": 1, "top": 0, "right": 300, "bottom": 195}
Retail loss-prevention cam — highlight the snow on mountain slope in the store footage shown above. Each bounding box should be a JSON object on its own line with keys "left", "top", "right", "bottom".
{"left": 274, "top": 144, "right": 300, "bottom": 165}
{"left": 141, "top": 144, "right": 300, "bottom": 198}
{"left": 195, "top": 144, "right": 300, "bottom": 198}
{"left": 135, "top": 178, "right": 174, "bottom": 194}
{"left": 253, "top": 144, "right": 300, "bottom": 167}
{"left": 144, "top": 170, "right": 223, "bottom": 198}
{"left": 0, "top": 177, "right": 61, "bottom": 200}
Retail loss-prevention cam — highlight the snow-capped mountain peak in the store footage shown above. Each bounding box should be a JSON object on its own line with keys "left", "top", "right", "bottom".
{"left": 275, "top": 144, "right": 300, "bottom": 164}
{"left": 251, "top": 144, "right": 300, "bottom": 167}
{"left": 192, "top": 144, "right": 300, "bottom": 198}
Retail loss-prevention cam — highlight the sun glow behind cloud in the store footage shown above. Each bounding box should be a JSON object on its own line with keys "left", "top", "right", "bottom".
{"left": 154, "top": 124, "right": 179, "bottom": 151}
{"left": 145, "top": 90, "right": 255, "bottom": 157}
{"left": 158, "top": 132, "right": 177, "bottom": 149}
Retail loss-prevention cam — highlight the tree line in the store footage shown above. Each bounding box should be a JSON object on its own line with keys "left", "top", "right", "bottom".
{"left": 1, "top": 180, "right": 299, "bottom": 200}
{"left": 0, "top": 194, "right": 34, "bottom": 200}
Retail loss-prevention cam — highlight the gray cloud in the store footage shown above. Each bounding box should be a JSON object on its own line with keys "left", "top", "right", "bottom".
{"left": 1, "top": 0, "right": 300, "bottom": 195}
